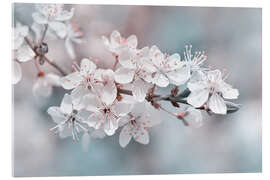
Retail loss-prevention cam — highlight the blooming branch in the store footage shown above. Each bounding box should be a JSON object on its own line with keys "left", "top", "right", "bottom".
{"left": 12, "top": 4, "right": 241, "bottom": 149}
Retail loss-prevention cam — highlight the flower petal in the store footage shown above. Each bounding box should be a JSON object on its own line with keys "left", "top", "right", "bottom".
{"left": 71, "top": 85, "right": 89, "bottom": 110}
{"left": 47, "top": 106, "right": 65, "bottom": 124}
{"left": 32, "top": 78, "right": 53, "bottom": 97}
{"left": 100, "top": 81, "right": 117, "bottom": 106}
{"left": 16, "top": 45, "right": 35, "bottom": 62}
{"left": 221, "top": 83, "right": 239, "bottom": 99}
{"left": 208, "top": 93, "right": 227, "bottom": 115}
{"left": 184, "top": 107, "right": 203, "bottom": 128}
{"left": 208, "top": 70, "right": 222, "bottom": 83}
{"left": 49, "top": 21, "right": 67, "bottom": 38}
{"left": 80, "top": 58, "right": 97, "bottom": 76}
{"left": 119, "top": 125, "right": 132, "bottom": 148}
{"left": 113, "top": 102, "right": 132, "bottom": 116}
{"left": 13, "top": 61, "right": 22, "bottom": 84}
{"left": 110, "top": 30, "right": 121, "bottom": 47}
{"left": 134, "top": 129, "right": 149, "bottom": 145}
{"left": 103, "top": 115, "right": 118, "bottom": 136}
{"left": 60, "top": 72, "right": 83, "bottom": 90}
{"left": 65, "top": 38, "right": 75, "bottom": 59}
{"left": 127, "top": 35, "right": 137, "bottom": 49}
{"left": 132, "top": 78, "right": 149, "bottom": 102}
{"left": 152, "top": 72, "right": 169, "bottom": 87}
{"left": 187, "top": 89, "right": 209, "bottom": 108}
{"left": 166, "top": 66, "right": 190, "bottom": 86}
{"left": 60, "top": 94, "right": 73, "bottom": 114}
{"left": 114, "top": 67, "right": 135, "bottom": 84}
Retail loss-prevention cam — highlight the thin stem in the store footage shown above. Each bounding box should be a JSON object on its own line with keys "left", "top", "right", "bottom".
{"left": 112, "top": 55, "right": 119, "bottom": 70}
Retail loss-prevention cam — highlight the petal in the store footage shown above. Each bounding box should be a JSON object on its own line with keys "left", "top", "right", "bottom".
{"left": 208, "top": 93, "right": 227, "bottom": 115}
{"left": 82, "top": 94, "right": 100, "bottom": 112}
{"left": 166, "top": 66, "right": 190, "bottom": 86}
{"left": 32, "top": 78, "right": 53, "bottom": 97}
{"left": 47, "top": 106, "right": 65, "bottom": 124}
{"left": 208, "top": 70, "right": 222, "bottom": 83}
{"left": 46, "top": 73, "right": 60, "bottom": 86}
{"left": 103, "top": 115, "right": 118, "bottom": 136}
{"left": 100, "top": 81, "right": 117, "bottom": 106}
{"left": 113, "top": 102, "right": 132, "bottom": 116}
{"left": 132, "top": 78, "right": 149, "bottom": 102}
{"left": 13, "top": 61, "right": 22, "bottom": 84}
{"left": 221, "top": 83, "right": 239, "bottom": 99}
{"left": 80, "top": 58, "right": 97, "bottom": 76}
{"left": 119, "top": 125, "right": 132, "bottom": 148}
{"left": 32, "top": 12, "right": 48, "bottom": 24}
{"left": 187, "top": 89, "right": 209, "bottom": 107}
{"left": 184, "top": 107, "right": 203, "bottom": 128}
{"left": 65, "top": 38, "right": 75, "bottom": 59}
{"left": 49, "top": 21, "right": 67, "bottom": 38}
{"left": 110, "top": 30, "right": 121, "bottom": 47}
{"left": 16, "top": 45, "right": 35, "bottom": 62}
{"left": 71, "top": 85, "right": 89, "bottom": 110}
{"left": 86, "top": 112, "right": 103, "bottom": 129}
{"left": 59, "top": 126, "right": 72, "bottom": 138}
{"left": 187, "top": 81, "right": 206, "bottom": 92}
{"left": 134, "top": 129, "right": 149, "bottom": 145}
{"left": 60, "top": 72, "right": 83, "bottom": 90}
{"left": 114, "top": 67, "right": 135, "bottom": 84}
{"left": 60, "top": 94, "right": 73, "bottom": 114}
{"left": 77, "top": 110, "right": 92, "bottom": 122}
{"left": 166, "top": 53, "right": 181, "bottom": 70}
{"left": 127, "top": 35, "right": 137, "bottom": 49}
{"left": 152, "top": 73, "right": 169, "bottom": 87}
{"left": 118, "top": 49, "right": 136, "bottom": 69}
{"left": 118, "top": 116, "right": 131, "bottom": 127}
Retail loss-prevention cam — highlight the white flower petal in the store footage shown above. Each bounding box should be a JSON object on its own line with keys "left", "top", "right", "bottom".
{"left": 134, "top": 129, "right": 149, "bottom": 145}
{"left": 132, "top": 78, "right": 149, "bottom": 102}
{"left": 126, "top": 35, "right": 137, "bottom": 49}
{"left": 60, "top": 72, "right": 83, "bottom": 90}
{"left": 65, "top": 38, "right": 76, "bottom": 59}
{"left": 208, "top": 93, "right": 227, "bottom": 115}
{"left": 153, "top": 73, "right": 169, "bottom": 87}
{"left": 87, "top": 112, "right": 103, "bottom": 129}
{"left": 55, "top": 8, "right": 74, "bottom": 21}
{"left": 118, "top": 49, "right": 136, "bottom": 69}
{"left": 187, "top": 89, "right": 209, "bottom": 108}
{"left": 113, "top": 102, "right": 132, "bottom": 116}
{"left": 83, "top": 94, "right": 100, "bottom": 112}
{"left": 208, "top": 69, "right": 222, "bottom": 83}
{"left": 221, "top": 83, "right": 239, "bottom": 99}
{"left": 47, "top": 106, "right": 65, "bottom": 124}
{"left": 80, "top": 58, "right": 97, "bottom": 76}
{"left": 49, "top": 21, "right": 67, "bottom": 38}
{"left": 16, "top": 45, "right": 35, "bottom": 62}
{"left": 114, "top": 67, "right": 135, "bottom": 84}
{"left": 60, "top": 94, "right": 73, "bottom": 114}
{"left": 166, "top": 66, "right": 190, "bottom": 86}
{"left": 110, "top": 30, "right": 121, "bottom": 47}
{"left": 71, "top": 85, "right": 89, "bottom": 110}
{"left": 119, "top": 125, "right": 132, "bottom": 148}
{"left": 103, "top": 115, "right": 118, "bottom": 136}
{"left": 184, "top": 107, "right": 203, "bottom": 128}
{"left": 32, "top": 78, "right": 53, "bottom": 97}
{"left": 187, "top": 81, "right": 207, "bottom": 92}
{"left": 13, "top": 61, "right": 22, "bottom": 84}
{"left": 100, "top": 81, "right": 117, "bottom": 106}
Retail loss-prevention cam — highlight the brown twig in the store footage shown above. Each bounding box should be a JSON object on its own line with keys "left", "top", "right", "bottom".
{"left": 24, "top": 37, "right": 67, "bottom": 76}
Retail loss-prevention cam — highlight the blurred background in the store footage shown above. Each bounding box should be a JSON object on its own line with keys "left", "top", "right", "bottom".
{"left": 13, "top": 3, "right": 262, "bottom": 177}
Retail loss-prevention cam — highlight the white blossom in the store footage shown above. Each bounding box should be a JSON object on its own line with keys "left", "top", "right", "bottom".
{"left": 102, "top": 30, "right": 137, "bottom": 55}
{"left": 32, "top": 4, "right": 74, "bottom": 38}
{"left": 145, "top": 45, "right": 190, "bottom": 87}
{"left": 12, "top": 22, "right": 29, "bottom": 50}
{"left": 177, "top": 107, "right": 203, "bottom": 128}
{"left": 118, "top": 101, "right": 161, "bottom": 148}
{"left": 187, "top": 69, "right": 239, "bottom": 114}
{"left": 33, "top": 72, "right": 60, "bottom": 97}
{"left": 83, "top": 94, "right": 132, "bottom": 136}
{"left": 114, "top": 47, "right": 152, "bottom": 101}
{"left": 48, "top": 94, "right": 91, "bottom": 141}
{"left": 64, "top": 21, "right": 83, "bottom": 59}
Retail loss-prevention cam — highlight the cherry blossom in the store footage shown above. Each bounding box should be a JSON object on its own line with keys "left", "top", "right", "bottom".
{"left": 145, "top": 45, "right": 191, "bottom": 87}
{"left": 48, "top": 94, "right": 91, "bottom": 141}
{"left": 187, "top": 69, "right": 239, "bottom": 114}
{"left": 102, "top": 30, "right": 137, "bottom": 55}
{"left": 60, "top": 58, "right": 97, "bottom": 109}
{"left": 118, "top": 101, "right": 161, "bottom": 148}
{"left": 83, "top": 94, "right": 132, "bottom": 136}
{"left": 114, "top": 47, "right": 152, "bottom": 101}
{"left": 176, "top": 107, "right": 203, "bottom": 128}
{"left": 32, "top": 4, "right": 74, "bottom": 38}
{"left": 64, "top": 21, "right": 83, "bottom": 59}
{"left": 32, "top": 72, "right": 60, "bottom": 97}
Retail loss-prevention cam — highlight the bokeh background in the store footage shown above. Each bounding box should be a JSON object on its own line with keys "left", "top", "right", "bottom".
{"left": 12, "top": 3, "right": 262, "bottom": 177}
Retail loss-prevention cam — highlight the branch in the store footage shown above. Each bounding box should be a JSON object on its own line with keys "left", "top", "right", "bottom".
{"left": 118, "top": 88, "right": 240, "bottom": 114}
{"left": 24, "top": 37, "right": 67, "bottom": 76}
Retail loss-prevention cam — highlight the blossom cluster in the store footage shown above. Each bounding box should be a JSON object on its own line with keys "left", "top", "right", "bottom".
{"left": 12, "top": 4, "right": 240, "bottom": 149}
